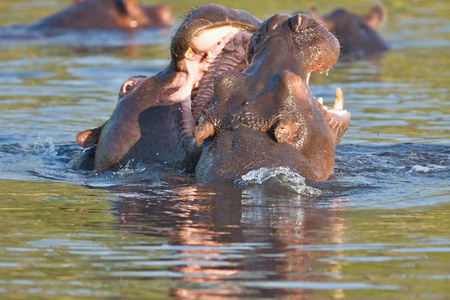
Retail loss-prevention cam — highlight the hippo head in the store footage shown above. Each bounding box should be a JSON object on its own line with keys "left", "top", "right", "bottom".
{"left": 32, "top": 0, "right": 173, "bottom": 30}
{"left": 195, "top": 13, "right": 351, "bottom": 182}
{"left": 73, "top": 5, "right": 260, "bottom": 171}
{"left": 309, "top": 4, "right": 388, "bottom": 56}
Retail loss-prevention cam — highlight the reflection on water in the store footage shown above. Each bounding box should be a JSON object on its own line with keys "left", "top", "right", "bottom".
{"left": 0, "top": 0, "right": 449, "bottom": 299}
{"left": 1, "top": 179, "right": 448, "bottom": 299}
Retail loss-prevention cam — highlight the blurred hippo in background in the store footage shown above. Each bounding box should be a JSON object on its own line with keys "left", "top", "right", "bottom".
{"left": 308, "top": 4, "right": 388, "bottom": 57}
{"left": 72, "top": 5, "right": 261, "bottom": 172}
{"left": 30, "top": 0, "right": 173, "bottom": 31}
{"left": 194, "top": 13, "right": 351, "bottom": 182}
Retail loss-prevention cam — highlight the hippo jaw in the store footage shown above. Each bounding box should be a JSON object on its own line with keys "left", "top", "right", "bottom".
{"left": 317, "top": 87, "right": 351, "bottom": 146}
{"left": 195, "top": 70, "right": 350, "bottom": 182}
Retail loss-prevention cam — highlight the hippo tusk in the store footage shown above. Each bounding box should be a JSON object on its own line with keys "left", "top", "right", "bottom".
{"left": 317, "top": 97, "right": 324, "bottom": 105}
{"left": 195, "top": 121, "right": 215, "bottom": 146}
{"left": 333, "top": 87, "right": 344, "bottom": 110}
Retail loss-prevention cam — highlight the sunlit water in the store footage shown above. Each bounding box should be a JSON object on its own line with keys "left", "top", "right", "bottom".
{"left": 0, "top": 1, "right": 449, "bottom": 299}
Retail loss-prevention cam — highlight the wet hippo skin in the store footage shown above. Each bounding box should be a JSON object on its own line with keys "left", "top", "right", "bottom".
{"left": 194, "top": 14, "right": 351, "bottom": 183}
{"left": 30, "top": 0, "right": 173, "bottom": 31}
{"left": 308, "top": 4, "right": 388, "bottom": 57}
{"left": 73, "top": 5, "right": 261, "bottom": 172}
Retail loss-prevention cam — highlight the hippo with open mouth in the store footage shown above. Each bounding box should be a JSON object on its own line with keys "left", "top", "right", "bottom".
{"left": 30, "top": 0, "right": 173, "bottom": 31}
{"left": 74, "top": 6, "right": 351, "bottom": 183}
{"left": 194, "top": 13, "right": 351, "bottom": 182}
{"left": 73, "top": 4, "right": 261, "bottom": 171}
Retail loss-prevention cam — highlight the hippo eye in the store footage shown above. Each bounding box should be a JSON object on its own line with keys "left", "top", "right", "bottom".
{"left": 120, "top": 81, "right": 134, "bottom": 96}
{"left": 119, "top": 75, "right": 147, "bottom": 99}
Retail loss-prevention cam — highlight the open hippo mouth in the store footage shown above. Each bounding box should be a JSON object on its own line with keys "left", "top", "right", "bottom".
{"left": 193, "top": 13, "right": 351, "bottom": 182}
{"left": 73, "top": 5, "right": 261, "bottom": 172}
{"left": 165, "top": 5, "right": 260, "bottom": 139}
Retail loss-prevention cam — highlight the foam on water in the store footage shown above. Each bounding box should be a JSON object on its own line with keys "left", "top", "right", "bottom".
{"left": 410, "top": 164, "right": 446, "bottom": 173}
{"left": 235, "top": 167, "right": 323, "bottom": 196}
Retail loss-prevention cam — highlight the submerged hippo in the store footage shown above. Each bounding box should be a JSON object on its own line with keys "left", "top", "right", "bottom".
{"left": 30, "top": 0, "right": 173, "bottom": 31}
{"left": 194, "top": 13, "right": 351, "bottom": 182}
{"left": 73, "top": 5, "right": 260, "bottom": 171}
{"left": 308, "top": 4, "right": 388, "bottom": 57}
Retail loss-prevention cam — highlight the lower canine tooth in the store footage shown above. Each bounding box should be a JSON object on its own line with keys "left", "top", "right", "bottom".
{"left": 333, "top": 87, "right": 344, "bottom": 110}
{"left": 318, "top": 97, "right": 324, "bottom": 105}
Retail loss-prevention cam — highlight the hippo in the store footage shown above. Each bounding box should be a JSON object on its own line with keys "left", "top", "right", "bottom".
{"left": 30, "top": 0, "right": 173, "bottom": 31}
{"left": 308, "top": 4, "right": 388, "bottom": 57}
{"left": 73, "top": 5, "right": 261, "bottom": 172}
{"left": 194, "top": 13, "right": 351, "bottom": 183}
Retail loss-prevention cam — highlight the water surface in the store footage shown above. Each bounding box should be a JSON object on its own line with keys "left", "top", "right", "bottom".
{"left": 0, "top": 0, "right": 449, "bottom": 299}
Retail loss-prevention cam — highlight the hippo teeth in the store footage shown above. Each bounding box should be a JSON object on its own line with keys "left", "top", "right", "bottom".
{"left": 316, "top": 87, "right": 346, "bottom": 113}
{"left": 206, "top": 50, "right": 214, "bottom": 61}
{"left": 333, "top": 87, "right": 344, "bottom": 110}
{"left": 185, "top": 47, "right": 194, "bottom": 58}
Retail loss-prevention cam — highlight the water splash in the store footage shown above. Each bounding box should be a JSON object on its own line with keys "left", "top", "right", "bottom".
{"left": 235, "top": 167, "right": 322, "bottom": 196}
{"left": 410, "top": 164, "right": 446, "bottom": 173}
{"left": 112, "top": 160, "right": 148, "bottom": 176}
{"left": 32, "top": 136, "right": 57, "bottom": 157}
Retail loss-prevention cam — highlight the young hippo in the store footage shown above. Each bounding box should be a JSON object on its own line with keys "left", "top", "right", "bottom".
{"left": 72, "top": 5, "right": 261, "bottom": 172}
{"left": 194, "top": 13, "right": 351, "bottom": 183}
{"left": 30, "top": 0, "right": 173, "bottom": 31}
{"left": 308, "top": 4, "right": 388, "bottom": 57}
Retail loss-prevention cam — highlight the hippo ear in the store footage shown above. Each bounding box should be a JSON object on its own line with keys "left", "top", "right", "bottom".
{"left": 115, "top": 0, "right": 141, "bottom": 16}
{"left": 289, "top": 14, "right": 303, "bottom": 32}
{"left": 115, "top": 0, "right": 149, "bottom": 27}
{"left": 308, "top": 6, "right": 335, "bottom": 32}
{"left": 365, "top": 4, "right": 386, "bottom": 30}
{"left": 76, "top": 124, "right": 104, "bottom": 148}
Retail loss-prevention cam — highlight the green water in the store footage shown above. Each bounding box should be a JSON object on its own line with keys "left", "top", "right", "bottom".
{"left": 0, "top": 0, "right": 449, "bottom": 299}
